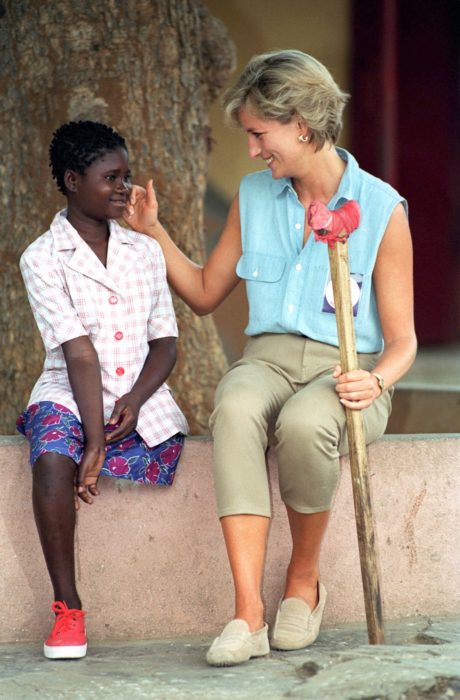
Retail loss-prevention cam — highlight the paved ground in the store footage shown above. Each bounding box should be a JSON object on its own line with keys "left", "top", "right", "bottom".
{"left": 1, "top": 616, "right": 459, "bottom": 699}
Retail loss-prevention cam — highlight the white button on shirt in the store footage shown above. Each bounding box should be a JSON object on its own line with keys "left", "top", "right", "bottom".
{"left": 288, "top": 304, "right": 295, "bottom": 313}
{"left": 20, "top": 211, "right": 188, "bottom": 447}
{"left": 295, "top": 223, "right": 302, "bottom": 230}
{"left": 295, "top": 263, "right": 302, "bottom": 272}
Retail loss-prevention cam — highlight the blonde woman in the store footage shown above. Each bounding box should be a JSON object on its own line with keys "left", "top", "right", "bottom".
{"left": 126, "top": 50, "right": 416, "bottom": 666}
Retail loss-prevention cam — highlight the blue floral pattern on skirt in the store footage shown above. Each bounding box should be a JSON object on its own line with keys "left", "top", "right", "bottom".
{"left": 17, "top": 401, "right": 184, "bottom": 486}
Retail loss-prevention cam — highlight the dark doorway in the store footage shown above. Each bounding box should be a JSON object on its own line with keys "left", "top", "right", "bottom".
{"left": 351, "top": 0, "right": 460, "bottom": 343}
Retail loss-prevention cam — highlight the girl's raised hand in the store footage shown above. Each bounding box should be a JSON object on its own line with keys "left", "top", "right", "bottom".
{"left": 123, "top": 179, "right": 159, "bottom": 236}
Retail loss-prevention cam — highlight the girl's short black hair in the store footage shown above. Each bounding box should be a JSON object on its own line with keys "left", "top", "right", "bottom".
{"left": 49, "top": 120, "right": 127, "bottom": 194}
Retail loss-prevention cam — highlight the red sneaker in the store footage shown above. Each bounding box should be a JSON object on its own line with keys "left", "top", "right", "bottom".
{"left": 44, "top": 601, "right": 87, "bottom": 659}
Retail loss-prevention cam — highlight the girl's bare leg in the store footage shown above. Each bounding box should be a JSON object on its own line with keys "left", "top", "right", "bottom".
{"left": 33, "top": 454, "right": 81, "bottom": 609}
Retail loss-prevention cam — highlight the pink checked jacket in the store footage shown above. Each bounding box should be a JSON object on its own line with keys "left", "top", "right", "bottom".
{"left": 20, "top": 210, "right": 188, "bottom": 447}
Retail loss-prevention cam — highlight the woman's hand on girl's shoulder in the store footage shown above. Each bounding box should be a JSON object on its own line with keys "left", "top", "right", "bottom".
{"left": 123, "top": 180, "right": 159, "bottom": 236}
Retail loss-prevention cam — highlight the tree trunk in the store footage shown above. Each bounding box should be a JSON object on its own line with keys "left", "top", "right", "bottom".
{"left": 0, "top": 0, "right": 235, "bottom": 434}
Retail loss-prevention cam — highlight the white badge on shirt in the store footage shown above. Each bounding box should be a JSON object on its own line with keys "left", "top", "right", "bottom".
{"left": 322, "top": 271, "right": 363, "bottom": 317}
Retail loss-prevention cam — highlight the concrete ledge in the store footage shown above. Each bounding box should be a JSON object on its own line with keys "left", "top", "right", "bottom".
{"left": 1, "top": 434, "right": 459, "bottom": 643}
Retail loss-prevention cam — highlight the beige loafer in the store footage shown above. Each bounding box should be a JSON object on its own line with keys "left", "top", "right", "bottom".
{"left": 206, "top": 619, "right": 269, "bottom": 667}
{"left": 270, "top": 582, "right": 327, "bottom": 651}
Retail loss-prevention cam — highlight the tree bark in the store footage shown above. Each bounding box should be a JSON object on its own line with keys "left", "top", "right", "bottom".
{"left": 0, "top": 0, "right": 235, "bottom": 434}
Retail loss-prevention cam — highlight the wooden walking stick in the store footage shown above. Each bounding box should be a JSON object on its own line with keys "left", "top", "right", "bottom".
{"left": 307, "top": 200, "right": 385, "bottom": 644}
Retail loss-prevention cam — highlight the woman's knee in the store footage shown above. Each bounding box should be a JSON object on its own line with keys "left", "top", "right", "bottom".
{"left": 277, "top": 439, "right": 340, "bottom": 508}
{"left": 276, "top": 445, "right": 340, "bottom": 513}
{"left": 274, "top": 401, "right": 342, "bottom": 511}
{"left": 210, "top": 378, "right": 272, "bottom": 436}
{"left": 275, "top": 398, "right": 343, "bottom": 459}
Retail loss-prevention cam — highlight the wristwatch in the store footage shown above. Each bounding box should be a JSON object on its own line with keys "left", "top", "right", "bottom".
{"left": 371, "top": 372, "right": 385, "bottom": 394}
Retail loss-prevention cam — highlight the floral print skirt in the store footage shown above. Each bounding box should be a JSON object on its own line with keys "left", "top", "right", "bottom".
{"left": 17, "top": 401, "right": 184, "bottom": 486}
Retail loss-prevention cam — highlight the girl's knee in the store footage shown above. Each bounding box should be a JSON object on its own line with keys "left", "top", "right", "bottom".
{"left": 33, "top": 453, "right": 76, "bottom": 486}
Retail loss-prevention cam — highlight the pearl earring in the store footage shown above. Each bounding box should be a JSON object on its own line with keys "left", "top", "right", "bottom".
{"left": 298, "top": 134, "right": 310, "bottom": 143}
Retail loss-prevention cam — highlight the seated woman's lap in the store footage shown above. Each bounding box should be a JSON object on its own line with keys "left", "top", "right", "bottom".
{"left": 210, "top": 334, "right": 391, "bottom": 517}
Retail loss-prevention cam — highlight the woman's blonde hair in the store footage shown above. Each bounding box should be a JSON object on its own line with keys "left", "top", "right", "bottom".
{"left": 223, "top": 49, "right": 349, "bottom": 150}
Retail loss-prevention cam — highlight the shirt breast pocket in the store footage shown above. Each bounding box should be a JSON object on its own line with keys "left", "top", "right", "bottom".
{"left": 236, "top": 252, "right": 286, "bottom": 322}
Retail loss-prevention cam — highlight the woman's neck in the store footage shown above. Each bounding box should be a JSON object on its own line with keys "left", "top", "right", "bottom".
{"left": 292, "top": 144, "right": 346, "bottom": 208}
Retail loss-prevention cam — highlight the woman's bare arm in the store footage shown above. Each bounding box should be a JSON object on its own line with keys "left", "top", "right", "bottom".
{"left": 370, "top": 202, "right": 417, "bottom": 384}
{"left": 125, "top": 182, "right": 242, "bottom": 315}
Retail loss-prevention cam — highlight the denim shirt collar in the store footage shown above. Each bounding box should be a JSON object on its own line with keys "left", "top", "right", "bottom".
{"left": 270, "top": 147, "right": 358, "bottom": 208}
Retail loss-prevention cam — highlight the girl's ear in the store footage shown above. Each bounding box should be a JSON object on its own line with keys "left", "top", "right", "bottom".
{"left": 64, "top": 169, "right": 78, "bottom": 193}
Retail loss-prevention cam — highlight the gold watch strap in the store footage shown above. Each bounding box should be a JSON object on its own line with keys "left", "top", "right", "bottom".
{"left": 371, "top": 372, "right": 385, "bottom": 393}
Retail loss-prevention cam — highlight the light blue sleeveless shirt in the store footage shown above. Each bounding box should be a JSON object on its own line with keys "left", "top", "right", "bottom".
{"left": 236, "top": 148, "right": 407, "bottom": 353}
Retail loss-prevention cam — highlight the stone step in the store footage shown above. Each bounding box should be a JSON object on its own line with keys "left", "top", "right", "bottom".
{"left": 1, "top": 435, "right": 459, "bottom": 643}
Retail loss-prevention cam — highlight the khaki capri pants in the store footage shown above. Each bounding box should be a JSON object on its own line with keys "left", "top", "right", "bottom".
{"left": 209, "top": 333, "right": 392, "bottom": 518}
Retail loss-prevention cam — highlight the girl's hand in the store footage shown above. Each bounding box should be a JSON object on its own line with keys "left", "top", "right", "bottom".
{"left": 105, "top": 393, "right": 141, "bottom": 443}
{"left": 333, "top": 365, "right": 381, "bottom": 410}
{"left": 75, "top": 443, "right": 105, "bottom": 509}
{"left": 123, "top": 180, "right": 159, "bottom": 236}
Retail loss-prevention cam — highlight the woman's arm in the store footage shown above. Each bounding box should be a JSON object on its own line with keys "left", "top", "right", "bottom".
{"left": 105, "top": 336, "right": 177, "bottom": 443}
{"left": 125, "top": 182, "right": 242, "bottom": 315}
{"left": 368, "top": 202, "right": 417, "bottom": 384}
{"left": 335, "top": 203, "right": 417, "bottom": 409}
{"left": 62, "top": 336, "right": 106, "bottom": 505}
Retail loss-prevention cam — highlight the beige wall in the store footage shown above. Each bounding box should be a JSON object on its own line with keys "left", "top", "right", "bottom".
{"left": 3, "top": 434, "right": 460, "bottom": 641}
{"left": 203, "top": 0, "right": 352, "bottom": 200}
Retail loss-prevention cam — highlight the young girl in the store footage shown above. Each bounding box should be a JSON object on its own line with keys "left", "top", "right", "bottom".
{"left": 17, "top": 120, "right": 188, "bottom": 659}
